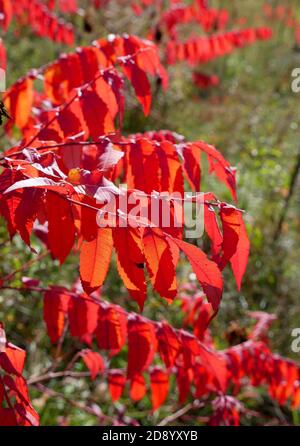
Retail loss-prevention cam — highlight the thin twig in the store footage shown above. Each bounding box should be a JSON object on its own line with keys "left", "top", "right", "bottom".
{"left": 28, "top": 370, "right": 91, "bottom": 385}
{"left": 0, "top": 250, "right": 49, "bottom": 283}
{"left": 33, "top": 383, "right": 113, "bottom": 423}
{"left": 158, "top": 401, "right": 204, "bottom": 426}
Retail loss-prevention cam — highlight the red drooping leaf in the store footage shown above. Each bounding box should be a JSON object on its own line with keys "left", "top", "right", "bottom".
{"left": 4, "top": 78, "right": 33, "bottom": 129}
{"left": 143, "top": 228, "right": 177, "bottom": 301}
{"left": 96, "top": 304, "right": 127, "bottom": 354}
{"left": 196, "top": 141, "right": 237, "bottom": 201}
{"left": 156, "top": 321, "right": 181, "bottom": 368}
{"left": 150, "top": 367, "right": 169, "bottom": 411}
{"left": 230, "top": 215, "right": 250, "bottom": 290}
{"left": 46, "top": 192, "right": 76, "bottom": 264}
{"left": 120, "top": 56, "right": 151, "bottom": 116}
{"left": 218, "top": 205, "right": 241, "bottom": 270}
{"left": 80, "top": 228, "right": 113, "bottom": 295}
{"left": 80, "top": 349, "right": 105, "bottom": 380}
{"left": 193, "top": 301, "right": 214, "bottom": 341}
{"left": 125, "top": 138, "right": 160, "bottom": 194}
{"left": 129, "top": 374, "right": 146, "bottom": 401}
{"left": 68, "top": 294, "right": 98, "bottom": 343}
{"left": 43, "top": 288, "right": 70, "bottom": 343}
{"left": 81, "top": 89, "right": 115, "bottom": 139}
{"left": 0, "top": 344, "right": 26, "bottom": 376}
{"left": 168, "top": 237, "right": 223, "bottom": 311}
{"left": 113, "top": 227, "right": 146, "bottom": 310}
{"left": 176, "top": 367, "right": 191, "bottom": 404}
{"left": 181, "top": 144, "right": 201, "bottom": 191}
{"left": 0, "top": 326, "right": 39, "bottom": 426}
{"left": 108, "top": 369, "right": 126, "bottom": 402}
{"left": 204, "top": 203, "right": 223, "bottom": 257}
{"left": 127, "top": 315, "right": 157, "bottom": 379}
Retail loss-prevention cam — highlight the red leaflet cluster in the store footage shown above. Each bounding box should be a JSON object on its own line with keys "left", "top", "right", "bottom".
{"left": 159, "top": 2, "right": 228, "bottom": 38}
{"left": 0, "top": 125, "right": 249, "bottom": 310}
{"left": 0, "top": 0, "right": 75, "bottom": 45}
{"left": 209, "top": 395, "right": 244, "bottom": 426}
{"left": 0, "top": 324, "right": 39, "bottom": 426}
{"left": 224, "top": 340, "right": 300, "bottom": 410}
{"left": 0, "top": 34, "right": 248, "bottom": 312}
{"left": 166, "top": 27, "right": 273, "bottom": 66}
{"left": 42, "top": 286, "right": 227, "bottom": 410}
{"left": 3, "top": 34, "right": 167, "bottom": 134}
{"left": 56, "top": 0, "right": 78, "bottom": 14}
{"left": 263, "top": 3, "right": 300, "bottom": 45}
{"left": 40, "top": 285, "right": 300, "bottom": 419}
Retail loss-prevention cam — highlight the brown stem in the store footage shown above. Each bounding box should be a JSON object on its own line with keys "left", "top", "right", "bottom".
{"left": 0, "top": 250, "right": 49, "bottom": 284}
{"left": 28, "top": 371, "right": 91, "bottom": 386}
{"left": 33, "top": 383, "right": 113, "bottom": 423}
{"left": 158, "top": 400, "right": 204, "bottom": 426}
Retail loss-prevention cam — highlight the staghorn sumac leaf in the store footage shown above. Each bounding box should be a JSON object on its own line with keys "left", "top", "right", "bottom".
{"left": 43, "top": 287, "right": 70, "bottom": 344}
{"left": 218, "top": 205, "right": 241, "bottom": 270}
{"left": 156, "top": 321, "right": 181, "bottom": 368}
{"left": 4, "top": 78, "right": 33, "bottom": 129}
{"left": 143, "top": 227, "right": 177, "bottom": 301}
{"left": 168, "top": 237, "right": 223, "bottom": 311}
{"left": 230, "top": 215, "right": 250, "bottom": 290}
{"left": 80, "top": 228, "right": 113, "bottom": 295}
{"left": 0, "top": 344, "right": 25, "bottom": 376}
{"left": 80, "top": 349, "right": 105, "bottom": 380}
{"left": 113, "top": 227, "right": 146, "bottom": 310}
{"left": 150, "top": 367, "right": 169, "bottom": 411}
{"left": 68, "top": 294, "right": 98, "bottom": 343}
{"left": 96, "top": 304, "right": 127, "bottom": 354}
{"left": 108, "top": 369, "right": 126, "bottom": 402}
{"left": 127, "top": 316, "right": 156, "bottom": 379}
{"left": 120, "top": 57, "right": 151, "bottom": 116}
{"left": 129, "top": 374, "right": 146, "bottom": 402}
{"left": 46, "top": 191, "right": 76, "bottom": 264}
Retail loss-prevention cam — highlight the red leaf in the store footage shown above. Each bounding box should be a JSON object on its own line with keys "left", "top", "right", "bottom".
{"left": 156, "top": 321, "right": 181, "bottom": 368}
{"left": 121, "top": 57, "right": 151, "bottom": 116}
{"left": 96, "top": 304, "right": 127, "bottom": 354}
{"left": 143, "top": 228, "right": 177, "bottom": 301}
{"left": 46, "top": 191, "right": 76, "bottom": 264}
{"left": 80, "top": 349, "right": 105, "bottom": 380}
{"left": 176, "top": 367, "right": 191, "bottom": 404}
{"left": 127, "top": 316, "right": 156, "bottom": 379}
{"left": 43, "top": 288, "right": 70, "bottom": 344}
{"left": 218, "top": 205, "right": 241, "bottom": 270}
{"left": 181, "top": 144, "right": 201, "bottom": 191}
{"left": 168, "top": 237, "right": 223, "bottom": 311}
{"left": 81, "top": 89, "right": 114, "bottom": 139}
{"left": 204, "top": 203, "right": 223, "bottom": 257}
{"left": 80, "top": 228, "right": 113, "bottom": 295}
{"left": 230, "top": 216, "right": 250, "bottom": 290}
{"left": 196, "top": 141, "right": 237, "bottom": 201}
{"left": 113, "top": 227, "right": 146, "bottom": 310}
{"left": 129, "top": 374, "right": 146, "bottom": 401}
{"left": 108, "top": 369, "right": 126, "bottom": 402}
{"left": 150, "top": 367, "right": 169, "bottom": 411}
{"left": 0, "top": 344, "right": 26, "bottom": 376}
{"left": 68, "top": 294, "right": 98, "bottom": 342}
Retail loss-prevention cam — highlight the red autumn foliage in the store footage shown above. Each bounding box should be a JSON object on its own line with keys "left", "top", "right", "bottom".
{"left": 0, "top": 0, "right": 299, "bottom": 428}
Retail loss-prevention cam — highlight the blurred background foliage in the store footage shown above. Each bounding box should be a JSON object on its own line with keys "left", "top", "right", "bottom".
{"left": 0, "top": 0, "right": 300, "bottom": 425}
